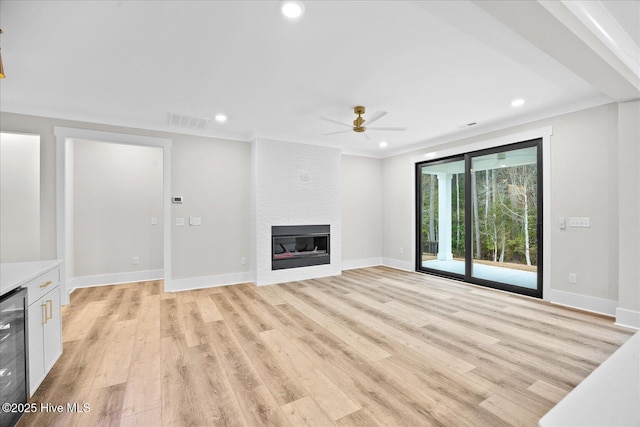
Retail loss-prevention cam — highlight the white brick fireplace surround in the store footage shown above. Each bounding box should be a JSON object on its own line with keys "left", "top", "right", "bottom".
{"left": 251, "top": 138, "right": 342, "bottom": 286}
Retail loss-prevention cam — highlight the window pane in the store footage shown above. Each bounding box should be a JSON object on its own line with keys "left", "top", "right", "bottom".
{"left": 419, "top": 159, "right": 465, "bottom": 276}
{"left": 470, "top": 146, "right": 538, "bottom": 289}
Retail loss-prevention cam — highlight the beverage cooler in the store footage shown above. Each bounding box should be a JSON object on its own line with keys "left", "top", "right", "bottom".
{"left": 0, "top": 287, "right": 28, "bottom": 427}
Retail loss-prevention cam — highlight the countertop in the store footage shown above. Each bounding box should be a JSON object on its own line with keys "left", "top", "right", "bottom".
{"left": 539, "top": 330, "right": 640, "bottom": 426}
{"left": 0, "top": 260, "right": 63, "bottom": 297}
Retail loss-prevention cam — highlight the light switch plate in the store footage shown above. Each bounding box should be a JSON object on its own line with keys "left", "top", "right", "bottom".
{"left": 176, "top": 217, "right": 185, "bottom": 226}
{"left": 569, "top": 217, "right": 590, "bottom": 227}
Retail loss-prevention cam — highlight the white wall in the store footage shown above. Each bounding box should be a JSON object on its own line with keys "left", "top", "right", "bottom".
{"left": 382, "top": 153, "right": 415, "bottom": 271}
{"left": 171, "top": 135, "right": 251, "bottom": 282}
{"left": 382, "top": 103, "right": 628, "bottom": 318}
{"left": 252, "top": 138, "right": 342, "bottom": 285}
{"left": 342, "top": 154, "right": 383, "bottom": 269}
{"left": 0, "top": 133, "right": 40, "bottom": 262}
{"left": 72, "top": 140, "right": 163, "bottom": 277}
{"left": 617, "top": 100, "right": 640, "bottom": 328}
{"left": 551, "top": 104, "right": 619, "bottom": 301}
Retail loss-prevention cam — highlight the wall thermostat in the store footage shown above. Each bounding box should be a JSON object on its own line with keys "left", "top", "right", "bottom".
{"left": 172, "top": 196, "right": 183, "bottom": 204}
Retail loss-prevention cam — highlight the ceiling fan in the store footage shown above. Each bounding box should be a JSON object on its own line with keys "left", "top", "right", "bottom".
{"left": 321, "top": 106, "right": 407, "bottom": 140}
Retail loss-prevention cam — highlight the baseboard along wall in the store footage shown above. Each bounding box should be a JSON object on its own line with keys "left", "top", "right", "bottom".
{"left": 69, "top": 269, "right": 164, "bottom": 290}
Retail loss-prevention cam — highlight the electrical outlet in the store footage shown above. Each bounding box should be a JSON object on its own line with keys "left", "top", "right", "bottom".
{"left": 133, "top": 257, "right": 140, "bottom": 265}
{"left": 569, "top": 273, "right": 577, "bottom": 284}
{"left": 399, "top": 247, "right": 404, "bottom": 255}
{"left": 241, "top": 257, "right": 247, "bottom": 265}
{"left": 151, "top": 217, "right": 158, "bottom": 225}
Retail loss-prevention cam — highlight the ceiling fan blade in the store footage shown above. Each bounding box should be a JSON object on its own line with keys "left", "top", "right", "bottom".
{"left": 323, "top": 129, "right": 353, "bottom": 136}
{"left": 368, "top": 126, "right": 408, "bottom": 131}
{"left": 364, "top": 111, "right": 387, "bottom": 126}
{"left": 362, "top": 132, "right": 371, "bottom": 141}
{"left": 321, "top": 117, "right": 352, "bottom": 128}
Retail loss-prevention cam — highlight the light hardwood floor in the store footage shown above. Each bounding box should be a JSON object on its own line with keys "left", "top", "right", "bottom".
{"left": 18, "top": 267, "right": 633, "bottom": 427}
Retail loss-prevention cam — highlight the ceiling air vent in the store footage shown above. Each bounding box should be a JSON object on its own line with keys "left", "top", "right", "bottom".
{"left": 167, "top": 112, "right": 212, "bottom": 129}
{"left": 458, "top": 122, "right": 478, "bottom": 128}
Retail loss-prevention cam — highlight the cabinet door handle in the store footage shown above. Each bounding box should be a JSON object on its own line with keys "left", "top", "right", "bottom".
{"left": 46, "top": 300, "right": 53, "bottom": 321}
{"left": 41, "top": 303, "right": 48, "bottom": 325}
{"left": 40, "top": 280, "right": 53, "bottom": 289}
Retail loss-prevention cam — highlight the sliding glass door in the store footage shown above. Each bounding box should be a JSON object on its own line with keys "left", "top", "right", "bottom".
{"left": 416, "top": 139, "right": 542, "bottom": 297}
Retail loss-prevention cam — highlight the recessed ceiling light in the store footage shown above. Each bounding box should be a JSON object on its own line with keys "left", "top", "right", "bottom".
{"left": 215, "top": 114, "right": 227, "bottom": 123}
{"left": 511, "top": 98, "right": 525, "bottom": 107}
{"left": 379, "top": 141, "right": 388, "bottom": 148}
{"left": 281, "top": 1, "right": 304, "bottom": 19}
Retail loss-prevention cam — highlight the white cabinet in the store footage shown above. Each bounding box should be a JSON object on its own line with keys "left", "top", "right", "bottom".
{"left": 0, "top": 260, "right": 64, "bottom": 397}
{"left": 27, "top": 286, "right": 62, "bottom": 395}
{"left": 23, "top": 263, "right": 63, "bottom": 396}
{"left": 42, "top": 288, "right": 62, "bottom": 374}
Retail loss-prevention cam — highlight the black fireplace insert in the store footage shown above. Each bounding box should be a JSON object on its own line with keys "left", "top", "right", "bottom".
{"left": 272, "top": 225, "right": 330, "bottom": 270}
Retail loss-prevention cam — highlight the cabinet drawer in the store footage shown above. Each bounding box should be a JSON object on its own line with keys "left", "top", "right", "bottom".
{"left": 26, "top": 267, "right": 60, "bottom": 306}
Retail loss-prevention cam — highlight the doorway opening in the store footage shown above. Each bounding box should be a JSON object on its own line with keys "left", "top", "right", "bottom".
{"left": 55, "top": 127, "right": 172, "bottom": 304}
{"left": 0, "top": 132, "right": 40, "bottom": 263}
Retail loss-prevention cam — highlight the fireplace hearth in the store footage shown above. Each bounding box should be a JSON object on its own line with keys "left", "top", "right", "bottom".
{"left": 272, "top": 225, "right": 330, "bottom": 270}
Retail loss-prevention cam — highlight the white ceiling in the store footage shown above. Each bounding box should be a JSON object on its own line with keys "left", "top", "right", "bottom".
{"left": 0, "top": 1, "right": 638, "bottom": 157}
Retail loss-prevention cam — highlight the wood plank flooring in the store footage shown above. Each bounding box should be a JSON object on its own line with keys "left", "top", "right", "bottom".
{"left": 17, "top": 267, "right": 634, "bottom": 427}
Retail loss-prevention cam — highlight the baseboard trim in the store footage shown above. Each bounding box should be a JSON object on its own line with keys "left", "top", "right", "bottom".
{"left": 167, "top": 271, "right": 253, "bottom": 292}
{"left": 548, "top": 289, "right": 617, "bottom": 317}
{"left": 342, "top": 257, "right": 383, "bottom": 270}
{"left": 381, "top": 257, "right": 413, "bottom": 272}
{"left": 69, "top": 269, "right": 164, "bottom": 289}
{"left": 615, "top": 307, "right": 640, "bottom": 330}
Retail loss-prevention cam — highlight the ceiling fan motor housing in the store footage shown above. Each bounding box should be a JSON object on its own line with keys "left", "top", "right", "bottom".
{"left": 353, "top": 106, "right": 366, "bottom": 130}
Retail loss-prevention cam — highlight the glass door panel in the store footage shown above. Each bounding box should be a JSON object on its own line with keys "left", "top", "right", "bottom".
{"left": 417, "top": 158, "right": 465, "bottom": 277}
{"left": 470, "top": 146, "right": 539, "bottom": 290}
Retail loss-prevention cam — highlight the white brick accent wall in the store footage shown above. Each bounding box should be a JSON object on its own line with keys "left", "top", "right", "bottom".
{"left": 251, "top": 138, "right": 342, "bottom": 285}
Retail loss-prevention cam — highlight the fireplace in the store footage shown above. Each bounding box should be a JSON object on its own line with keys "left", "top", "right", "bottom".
{"left": 272, "top": 225, "right": 330, "bottom": 270}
